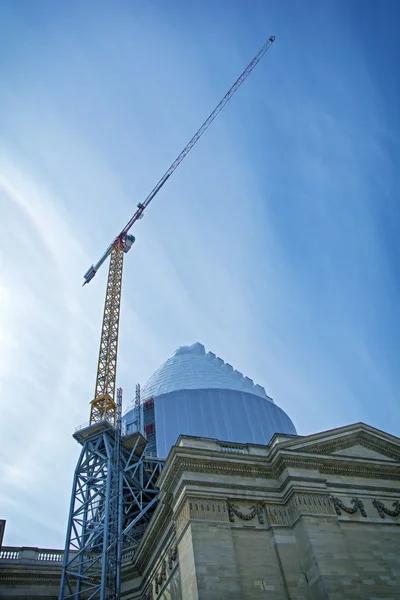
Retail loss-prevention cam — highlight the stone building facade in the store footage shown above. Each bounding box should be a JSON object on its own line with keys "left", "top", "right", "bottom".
{"left": 1, "top": 422, "right": 400, "bottom": 599}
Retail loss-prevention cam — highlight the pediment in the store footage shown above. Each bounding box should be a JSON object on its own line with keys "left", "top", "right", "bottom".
{"left": 272, "top": 423, "right": 400, "bottom": 462}
{"left": 330, "top": 444, "right": 396, "bottom": 461}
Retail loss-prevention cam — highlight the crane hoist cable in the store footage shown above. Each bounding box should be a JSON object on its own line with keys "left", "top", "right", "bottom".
{"left": 85, "top": 35, "right": 275, "bottom": 425}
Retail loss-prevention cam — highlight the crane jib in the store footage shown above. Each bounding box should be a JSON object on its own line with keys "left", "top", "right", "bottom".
{"left": 70, "top": 33, "right": 277, "bottom": 600}
{"left": 83, "top": 35, "right": 275, "bottom": 284}
{"left": 120, "top": 172, "right": 171, "bottom": 236}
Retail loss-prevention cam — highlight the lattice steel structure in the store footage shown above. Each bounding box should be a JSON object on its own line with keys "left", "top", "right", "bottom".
{"left": 90, "top": 241, "right": 128, "bottom": 427}
{"left": 59, "top": 413, "right": 163, "bottom": 600}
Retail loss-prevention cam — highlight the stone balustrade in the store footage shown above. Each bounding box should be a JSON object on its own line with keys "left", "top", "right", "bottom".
{"left": 0, "top": 545, "right": 136, "bottom": 565}
{"left": 0, "top": 546, "right": 65, "bottom": 564}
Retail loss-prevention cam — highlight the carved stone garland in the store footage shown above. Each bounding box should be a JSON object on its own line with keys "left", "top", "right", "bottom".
{"left": 227, "top": 501, "right": 264, "bottom": 524}
{"left": 143, "top": 583, "right": 153, "bottom": 600}
{"left": 147, "top": 543, "right": 178, "bottom": 598}
{"left": 154, "top": 560, "right": 167, "bottom": 594}
{"left": 167, "top": 544, "right": 178, "bottom": 570}
{"left": 372, "top": 499, "right": 400, "bottom": 519}
{"left": 331, "top": 497, "right": 367, "bottom": 517}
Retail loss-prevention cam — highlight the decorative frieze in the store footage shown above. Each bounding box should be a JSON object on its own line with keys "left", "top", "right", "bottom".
{"left": 178, "top": 493, "right": 338, "bottom": 531}
{"left": 175, "top": 497, "right": 229, "bottom": 536}
{"left": 175, "top": 500, "right": 191, "bottom": 537}
{"left": 266, "top": 505, "right": 291, "bottom": 526}
{"left": 189, "top": 498, "right": 229, "bottom": 521}
{"left": 226, "top": 501, "right": 264, "bottom": 524}
{"left": 372, "top": 499, "right": 400, "bottom": 519}
{"left": 291, "top": 493, "right": 334, "bottom": 517}
{"left": 331, "top": 497, "right": 367, "bottom": 517}
{"left": 266, "top": 493, "right": 334, "bottom": 526}
{"left": 176, "top": 490, "right": 400, "bottom": 529}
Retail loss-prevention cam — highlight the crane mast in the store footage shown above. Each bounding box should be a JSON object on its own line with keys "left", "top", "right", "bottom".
{"left": 89, "top": 236, "right": 134, "bottom": 425}
{"left": 86, "top": 35, "right": 275, "bottom": 426}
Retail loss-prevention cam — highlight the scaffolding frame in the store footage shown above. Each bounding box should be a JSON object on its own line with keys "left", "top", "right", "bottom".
{"left": 134, "top": 384, "right": 141, "bottom": 434}
{"left": 59, "top": 391, "right": 163, "bottom": 600}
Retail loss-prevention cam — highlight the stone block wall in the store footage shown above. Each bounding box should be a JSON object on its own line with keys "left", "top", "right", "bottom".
{"left": 134, "top": 425, "right": 400, "bottom": 600}
{"left": 171, "top": 500, "right": 400, "bottom": 600}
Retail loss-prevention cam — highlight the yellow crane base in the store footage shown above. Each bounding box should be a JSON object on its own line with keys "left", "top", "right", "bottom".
{"left": 90, "top": 393, "right": 117, "bottom": 426}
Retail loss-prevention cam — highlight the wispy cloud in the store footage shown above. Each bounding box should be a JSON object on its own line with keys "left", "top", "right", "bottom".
{"left": 0, "top": 0, "right": 398, "bottom": 547}
{"left": 0, "top": 165, "right": 97, "bottom": 545}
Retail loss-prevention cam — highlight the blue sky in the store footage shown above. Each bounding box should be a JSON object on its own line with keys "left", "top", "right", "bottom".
{"left": 0, "top": 0, "right": 399, "bottom": 548}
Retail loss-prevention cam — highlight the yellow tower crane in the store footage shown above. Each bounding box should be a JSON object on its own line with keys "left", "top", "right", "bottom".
{"left": 83, "top": 35, "right": 276, "bottom": 426}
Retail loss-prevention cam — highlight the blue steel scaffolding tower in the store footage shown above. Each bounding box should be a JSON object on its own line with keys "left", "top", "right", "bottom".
{"left": 59, "top": 389, "right": 163, "bottom": 600}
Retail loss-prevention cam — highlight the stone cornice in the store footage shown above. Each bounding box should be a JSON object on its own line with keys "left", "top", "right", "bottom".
{"left": 163, "top": 452, "right": 274, "bottom": 491}
{"left": 319, "top": 460, "right": 400, "bottom": 478}
{"left": 272, "top": 452, "right": 400, "bottom": 480}
{"left": 327, "top": 481, "right": 400, "bottom": 493}
{"left": 160, "top": 448, "right": 399, "bottom": 502}
{"left": 0, "top": 572, "right": 61, "bottom": 585}
{"left": 157, "top": 445, "right": 277, "bottom": 486}
{"left": 171, "top": 474, "right": 329, "bottom": 506}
